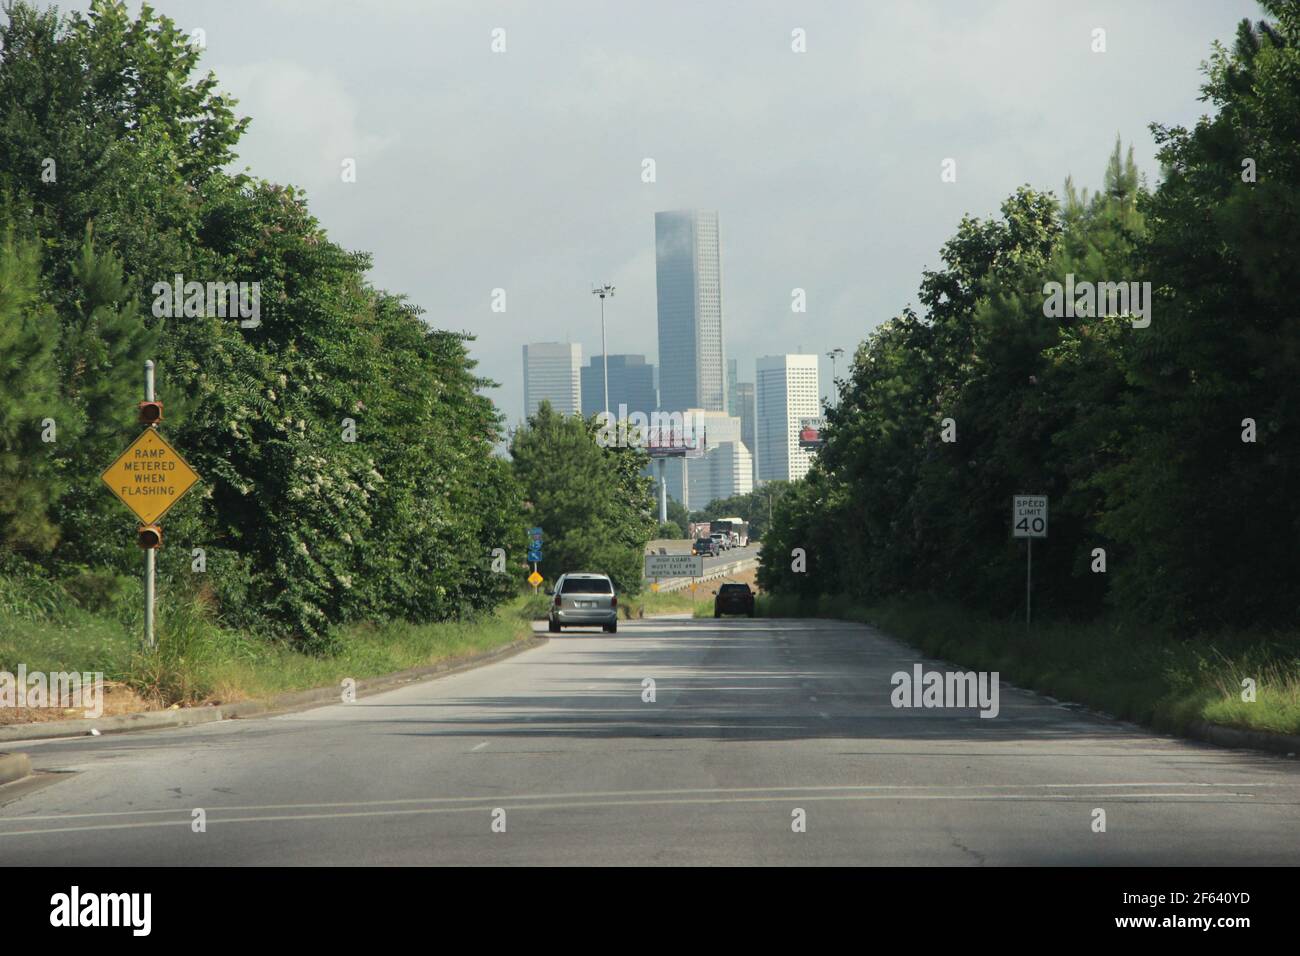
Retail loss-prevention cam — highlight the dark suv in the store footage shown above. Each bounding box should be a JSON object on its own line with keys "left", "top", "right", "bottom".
{"left": 713, "top": 583, "right": 755, "bottom": 618}
{"left": 692, "top": 537, "right": 719, "bottom": 557}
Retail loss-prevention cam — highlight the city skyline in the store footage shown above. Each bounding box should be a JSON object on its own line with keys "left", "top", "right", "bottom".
{"left": 148, "top": 0, "right": 1257, "bottom": 430}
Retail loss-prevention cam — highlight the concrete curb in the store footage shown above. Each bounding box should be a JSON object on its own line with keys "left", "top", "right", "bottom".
{"left": 1188, "top": 721, "right": 1300, "bottom": 756}
{"left": 0, "top": 635, "right": 546, "bottom": 745}
{"left": 0, "top": 752, "right": 32, "bottom": 786}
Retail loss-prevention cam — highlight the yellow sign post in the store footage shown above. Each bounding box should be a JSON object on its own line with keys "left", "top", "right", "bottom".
{"left": 528, "top": 570, "right": 543, "bottom": 589}
{"left": 100, "top": 428, "right": 201, "bottom": 524}
{"left": 101, "top": 361, "right": 202, "bottom": 650}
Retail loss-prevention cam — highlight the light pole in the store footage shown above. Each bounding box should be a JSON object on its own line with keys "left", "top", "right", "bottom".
{"left": 592, "top": 284, "right": 615, "bottom": 419}
{"left": 826, "top": 347, "right": 844, "bottom": 409}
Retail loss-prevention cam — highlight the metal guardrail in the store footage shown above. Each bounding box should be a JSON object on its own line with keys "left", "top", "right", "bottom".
{"left": 653, "top": 557, "right": 759, "bottom": 593}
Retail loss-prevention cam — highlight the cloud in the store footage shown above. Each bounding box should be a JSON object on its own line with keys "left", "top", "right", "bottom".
{"left": 220, "top": 59, "right": 397, "bottom": 192}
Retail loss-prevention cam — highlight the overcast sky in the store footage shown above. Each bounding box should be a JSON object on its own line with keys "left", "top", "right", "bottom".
{"left": 58, "top": 0, "right": 1260, "bottom": 422}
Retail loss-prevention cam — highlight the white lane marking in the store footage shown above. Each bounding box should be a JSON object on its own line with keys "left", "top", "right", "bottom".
{"left": 470, "top": 742, "right": 490, "bottom": 752}
{"left": 1, "top": 780, "right": 1288, "bottom": 823}
{"left": 0, "top": 791, "right": 1274, "bottom": 838}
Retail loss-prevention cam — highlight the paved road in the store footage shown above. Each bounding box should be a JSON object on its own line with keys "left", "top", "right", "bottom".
{"left": 2, "top": 616, "right": 1298, "bottom": 865}
{"left": 646, "top": 542, "right": 758, "bottom": 568}
{"left": 642, "top": 543, "right": 759, "bottom": 588}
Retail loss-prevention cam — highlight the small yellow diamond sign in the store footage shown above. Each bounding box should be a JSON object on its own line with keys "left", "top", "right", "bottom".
{"left": 650, "top": 582, "right": 660, "bottom": 592}
{"left": 100, "top": 429, "right": 201, "bottom": 524}
{"left": 528, "top": 570, "right": 543, "bottom": 587}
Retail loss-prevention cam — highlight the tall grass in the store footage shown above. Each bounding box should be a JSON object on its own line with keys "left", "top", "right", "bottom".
{"left": 756, "top": 593, "right": 1300, "bottom": 736}
{"left": 0, "top": 571, "right": 533, "bottom": 710}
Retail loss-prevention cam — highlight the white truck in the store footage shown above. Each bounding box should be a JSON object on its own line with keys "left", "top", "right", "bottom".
{"left": 712, "top": 517, "right": 749, "bottom": 548}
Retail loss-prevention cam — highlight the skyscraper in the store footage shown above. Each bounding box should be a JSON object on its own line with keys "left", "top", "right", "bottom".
{"left": 733, "top": 381, "right": 756, "bottom": 481}
{"left": 755, "top": 354, "right": 820, "bottom": 483}
{"left": 580, "top": 354, "right": 657, "bottom": 420}
{"left": 522, "top": 342, "right": 581, "bottom": 418}
{"left": 690, "top": 441, "right": 753, "bottom": 507}
{"left": 659, "top": 408, "right": 751, "bottom": 509}
{"left": 655, "top": 210, "right": 725, "bottom": 414}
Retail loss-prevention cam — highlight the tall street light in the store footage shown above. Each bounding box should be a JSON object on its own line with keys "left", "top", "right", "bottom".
{"left": 592, "top": 283, "right": 616, "bottom": 419}
{"left": 826, "top": 347, "right": 845, "bottom": 409}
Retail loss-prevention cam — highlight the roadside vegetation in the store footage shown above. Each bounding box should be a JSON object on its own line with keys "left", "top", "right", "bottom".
{"left": 759, "top": 4, "right": 1299, "bottom": 738}
{"left": 0, "top": 567, "right": 533, "bottom": 714}
{"left": 0, "top": 0, "right": 657, "bottom": 714}
{"left": 756, "top": 594, "right": 1300, "bottom": 737}
{"left": 510, "top": 403, "right": 656, "bottom": 598}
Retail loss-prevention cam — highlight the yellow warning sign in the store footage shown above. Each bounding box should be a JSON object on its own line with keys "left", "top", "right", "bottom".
{"left": 100, "top": 429, "right": 201, "bottom": 524}
{"left": 528, "top": 570, "right": 543, "bottom": 587}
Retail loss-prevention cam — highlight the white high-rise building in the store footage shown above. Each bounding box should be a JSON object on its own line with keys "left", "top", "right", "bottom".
{"left": 660, "top": 408, "right": 752, "bottom": 510}
{"left": 755, "top": 354, "right": 820, "bottom": 483}
{"left": 691, "top": 441, "right": 753, "bottom": 507}
{"left": 655, "top": 210, "right": 725, "bottom": 414}
{"left": 522, "top": 342, "right": 581, "bottom": 418}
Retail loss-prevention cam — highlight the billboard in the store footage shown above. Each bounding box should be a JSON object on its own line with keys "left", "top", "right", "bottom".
{"left": 646, "top": 428, "right": 704, "bottom": 459}
{"left": 798, "top": 417, "right": 826, "bottom": 450}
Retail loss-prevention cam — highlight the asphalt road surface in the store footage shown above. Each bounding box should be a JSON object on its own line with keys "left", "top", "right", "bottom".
{"left": 2, "top": 616, "right": 1298, "bottom": 865}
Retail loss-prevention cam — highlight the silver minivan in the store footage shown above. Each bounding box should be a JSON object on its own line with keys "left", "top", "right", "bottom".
{"left": 548, "top": 572, "right": 618, "bottom": 633}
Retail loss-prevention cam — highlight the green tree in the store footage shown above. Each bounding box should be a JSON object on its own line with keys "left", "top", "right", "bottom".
{"left": 1096, "top": 3, "right": 1300, "bottom": 628}
{"left": 50, "top": 224, "right": 157, "bottom": 570}
{"left": 0, "top": 0, "right": 528, "bottom": 646}
{"left": 511, "top": 403, "right": 656, "bottom": 595}
{"left": 663, "top": 497, "right": 690, "bottom": 538}
{"left": 0, "top": 229, "right": 65, "bottom": 556}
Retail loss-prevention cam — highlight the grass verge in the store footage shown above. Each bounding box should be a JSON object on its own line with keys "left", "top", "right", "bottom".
{"left": 0, "top": 570, "right": 534, "bottom": 718}
{"left": 756, "top": 592, "right": 1300, "bottom": 737}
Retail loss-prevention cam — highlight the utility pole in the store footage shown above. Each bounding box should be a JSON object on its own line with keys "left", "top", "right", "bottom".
{"left": 826, "top": 347, "right": 844, "bottom": 409}
{"left": 592, "top": 284, "right": 615, "bottom": 420}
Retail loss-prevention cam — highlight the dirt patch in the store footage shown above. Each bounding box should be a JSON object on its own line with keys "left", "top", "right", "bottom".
{"left": 0, "top": 680, "right": 152, "bottom": 725}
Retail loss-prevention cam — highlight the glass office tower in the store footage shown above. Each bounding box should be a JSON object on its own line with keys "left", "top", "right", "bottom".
{"left": 655, "top": 210, "right": 725, "bottom": 414}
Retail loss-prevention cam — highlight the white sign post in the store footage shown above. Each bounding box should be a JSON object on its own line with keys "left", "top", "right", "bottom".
{"left": 1012, "top": 495, "right": 1048, "bottom": 629}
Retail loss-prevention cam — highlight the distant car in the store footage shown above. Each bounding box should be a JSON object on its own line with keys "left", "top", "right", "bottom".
{"left": 709, "top": 532, "right": 730, "bottom": 551}
{"left": 692, "top": 537, "right": 720, "bottom": 557}
{"left": 713, "top": 583, "right": 755, "bottom": 618}
{"left": 548, "top": 572, "right": 617, "bottom": 633}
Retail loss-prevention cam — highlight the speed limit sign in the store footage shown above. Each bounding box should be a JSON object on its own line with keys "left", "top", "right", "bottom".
{"left": 1013, "top": 495, "right": 1048, "bottom": 538}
